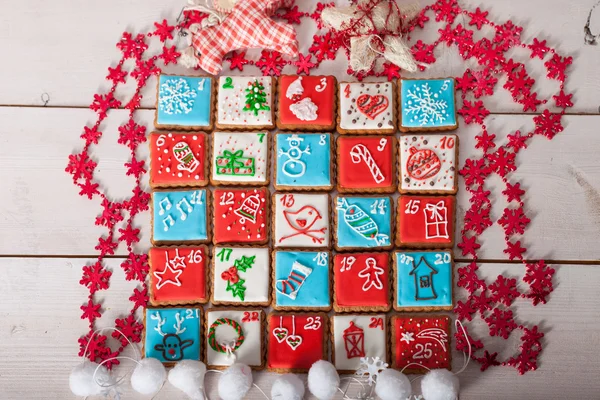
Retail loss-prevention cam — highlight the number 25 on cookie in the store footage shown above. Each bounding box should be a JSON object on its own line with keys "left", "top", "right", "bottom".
{"left": 405, "top": 199, "right": 420, "bottom": 214}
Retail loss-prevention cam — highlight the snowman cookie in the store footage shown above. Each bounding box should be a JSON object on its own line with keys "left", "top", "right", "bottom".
{"left": 274, "top": 133, "right": 333, "bottom": 191}
{"left": 337, "top": 82, "right": 396, "bottom": 134}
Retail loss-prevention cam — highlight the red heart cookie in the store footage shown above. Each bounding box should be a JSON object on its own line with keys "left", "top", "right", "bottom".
{"left": 286, "top": 334, "right": 303, "bottom": 350}
{"left": 356, "top": 94, "right": 389, "bottom": 120}
{"left": 272, "top": 327, "right": 288, "bottom": 343}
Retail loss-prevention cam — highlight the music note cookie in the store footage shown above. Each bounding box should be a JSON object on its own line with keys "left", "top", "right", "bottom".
{"left": 337, "top": 82, "right": 396, "bottom": 134}
{"left": 151, "top": 189, "right": 210, "bottom": 245}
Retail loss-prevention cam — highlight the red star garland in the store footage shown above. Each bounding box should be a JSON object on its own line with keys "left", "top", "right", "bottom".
{"left": 503, "top": 182, "right": 525, "bottom": 202}
{"left": 225, "top": 51, "right": 250, "bottom": 71}
{"left": 150, "top": 19, "right": 175, "bottom": 42}
{"left": 504, "top": 240, "right": 526, "bottom": 261}
{"left": 255, "top": 50, "right": 287, "bottom": 76}
{"left": 474, "top": 130, "right": 496, "bottom": 153}
{"left": 489, "top": 275, "right": 520, "bottom": 307}
{"left": 295, "top": 53, "right": 316, "bottom": 75}
{"left": 277, "top": 5, "right": 305, "bottom": 24}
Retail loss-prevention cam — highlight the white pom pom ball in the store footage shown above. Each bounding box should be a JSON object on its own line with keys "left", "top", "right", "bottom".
{"left": 130, "top": 358, "right": 167, "bottom": 395}
{"left": 307, "top": 360, "right": 339, "bottom": 400}
{"left": 421, "top": 369, "right": 459, "bottom": 400}
{"left": 218, "top": 363, "right": 253, "bottom": 400}
{"left": 375, "top": 369, "right": 412, "bottom": 400}
{"left": 69, "top": 362, "right": 110, "bottom": 397}
{"left": 271, "top": 374, "right": 305, "bottom": 400}
{"left": 168, "top": 360, "right": 207, "bottom": 400}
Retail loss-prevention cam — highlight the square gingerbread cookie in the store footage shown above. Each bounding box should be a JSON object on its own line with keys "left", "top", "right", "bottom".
{"left": 216, "top": 76, "right": 275, "bottom": 130}
{"left": 334, "top": 196, "right": 393, "bottom": 251}
{"left": 399, "top": 78, "right": 458, "bottom": 132}
{"left": 338, "top": 82, "right": 396, "bottom": 134}
{"left": 151, "top": 189, "right": 209, "bottom": 246}
{"left": 396, "top": 195, "right": 455, "bottom": 248}
{"left": 211, "top": 131, "right": 269, "bottom": 186}
{"left": 273, "top": 193, "right": 330, "bottom": 248}
{"left": 212, "top": 187, "right": 269, "bottom": 245}
{"left": 399, "top": 134, "right": 458, "bottom": 194}
{"left": 277, "top": 75, "right": 337, "bottom": 131}
{"left": 155, "top": 74, "right": 214, "bottom": 131}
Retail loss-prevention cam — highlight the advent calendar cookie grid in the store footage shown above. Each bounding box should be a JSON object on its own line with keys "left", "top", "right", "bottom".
{"left": 276, "top": 75, "right": 338, "bottom": 131}
{"left": 274, "top": 133, "right": 335, "bottom": 191}
{"left": 204, "top": 308, "right": 266, "bottom": 370}
{"left": 215, "top": 76, "right": 276, "bottom": 130}
{"left": 330, "top": 314, "right": 388, "bottom": 374}
{"left": 398, "top": 134, "right": 459, "bottom": 194}
{"left": 333, "top": 252, "right": 392, "bottom": 313}
{"left": 337, "top": 82, "right": 397, "bottom": 135}
{"left": 393, "top": 250, "right": 454, "bottom": 312}
{"left": 391, "top": 315, "right": 451, "bottom": 374}
{"left": 149, "top": 245, "right": 209, "bottom": 306}
{"left": 398, "top": 78, "right": 458, "bottom": 132}
{"left": 396, "top": 195, "right": 456, "bottom": 248}
{"left": 272, "top": 193, "right": 331, "bottom": 249}
{"left": 143, "top": 306, "right": 203, "bottom": 366}
{"left": 150, "top": 188, "right": 211, "bottom": 246}
{"left": 211, "top": 187, "right": 269, "bottom": 245}
{"left": 267, "top": 312, "right": 329, "bottom": 373}
{"left": 210, "top": 131, "right": 270, "bottom": 186}
{"left": 149, "top": 131, "right": 209, "bottom": 188}
{"left": 210, "top": 247, "right": 271, "bottom": 307}
{"left": 154, "top": 74, "right": 215, "bottom": 131}
{"left": 336, "top": 135, "right": 397, "bottom": 194}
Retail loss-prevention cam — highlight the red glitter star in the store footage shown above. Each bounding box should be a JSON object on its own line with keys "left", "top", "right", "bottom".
{"left": 506, "top": 130, "right": 529, "bottom": 152}
{"left": 95, "top": 199, "right": 123, "bottom": 228}
{"left": 506, "top": 347, "right": 540, "bottom": 375}
{"left": 278, "top": 5, "right": 304, "bottom": 24}
{"left": 458, "top": 235, "right": 481, "bottom": 257}
{"left": 454, "top": 300, "right": 476, "bottom": 321}
{"left": 485, "top": 308, "right": 517, "bottom": 339}
{"left": 113, "top": 315, "right": 144, "bottom": 346}
{"left": 226, "top": 51, "right": 250, "bottom": 71}
{"left": 380, "top": 62, "right": 401, "bottom": 81}
{"left": 80, "top": 262, "right": 112, "bottom": 294}
{"left": 118, "top": 120, "right": 147, "bottom": 151}
{"left": 457, "top": 262, "right": 486, "bottom": 294}
{"left": 81, "top": 299, "right": 102, "bottom": 323}
{"left": 504, "top": 240, "right": 526, "bottom": 260}
{"left": 503, "top": 182, "right": 525, "bottom": 202}
{"left": 95, "top": 235, "right": 118, "bottom": 256}
{"left": 469, "top": 7, "right": 489, "bottom": 30}
{"left": 106, "top": 64, "right": 127, "bottom": 84}
{"left": 120, "top": 253, "right": 149, "bottom": 282}
{"left": 118, "top": 225, "right": 141, "bottom": 247}
{"left": 521, "top": 92, "right": 542, "bottom": 112}
{"left": 152, "top": 19, "right": 175, "bottom": 42}
{"left": 90, "top": 93, "right": 121, "bottom": 119}
{"left": 475, "top": 130, "right": 496, "bottom": 153}
{"left": 460, "top": 158, "right": 489, "bottom": 187}
{"left": 533, "top": 110, "right": 563, "bottom": 139}
{"left": 545, "top": 53, "right": 572, "bottom": 81}
{"left": 469, "top": 186, "right": 491, "bottom": 208}
{"left": 498, "top": 206, "right": 531, "bottom": 236}
{"left": 129, "top": 287, "right": 149, "bottom": 310}
{"left": 523, "top": 261, "right": 555, "bottom": 294}
{"left": 489, "top": 147, "right": 516, "bottom": 177}
{"left": 458, "top": 100, "right": 490, "bottom": 125}
{"left": 529, "top": 38, "right": 550, "bottom": 59}
{"left": 489, "top": 275, "right": 520, "bottom": 307}
{"left": 81, "top": 126, "right": 102, "bottom": 145}
{"left": 553, "top": 90, "right": 574, "bottom": 108}
{"left": 124, "top": 156, "right": 146, "bottom": 179}
{"left": 66, "top": 153, "right": 97, "bottom": 182}
{"left": 463, "top": 206, "right": 492, "bottom": 235}
{"left": 478, "top": 351, "right": 501, "bottom": 371}
{"left": 78, "top": 180, "right": 99, "bottom": 200}
{"left": 159, "top": 45, "right": 180, "bottom": 66}
{"left": 471, "top": 290, "right": 493, "bottom": 315}
{"left": 309, "top": 32, "right": 339, "bottom": 62}
{"left": 431, "top": 0, "right": 460, "bottom": 23}
{"left": 295, "top": 53, "right": 316, "bottom": 75}
{"left": 255, "top": 50, "right": 286, "bottom": 76}
{"left": 411, "top": 40, "right": 436, "bottom": 70}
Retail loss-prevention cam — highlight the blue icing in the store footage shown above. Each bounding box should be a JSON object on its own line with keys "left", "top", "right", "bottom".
{"left": 274, "top": 251, "right": 330, "bottom": 308}
{"left": 145, "top": 308, "right": 201, "bottom": 362}
{"left": 157, "top": 75, "right": 212, "bottom": 127}
{"left": 395, "top": 251, "right": 452, "bottom": 308}
{"left": 276, "top": 133, "right": 331, "bottom": 187}
{"left": 152, "top": 190, "right": 207, "bottom": 242}
{"left": 336, "top": 197, "right": 392, "bottom": 249}
{"left": 401, "top": 79, "right": 456, "bottom": 128}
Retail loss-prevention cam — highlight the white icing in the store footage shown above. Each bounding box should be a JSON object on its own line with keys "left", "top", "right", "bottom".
{"left": 274, "top": 193, "right": 330, "bottom": 248}
{"left": 286, "top": 76, "right": 304, "bottom": 99}
{"left": 206, "top": 309, "right": 263, "bottom": 367}
{"left": 213, "top": 247, "right": 270, "bottom": 303}
{"left": 211, "top": 132, "right": 268, "bottom": 183}
{"left": 217, "top": 76, "right": 273, "bottom": 126}
{"left": 289, "top": 97, "right": 318, "bottom": 121}
{"left": 339, "top": 82, "right": 394, "bottom": 130}
{"left": 333, "top": 315, "right": 387, "bottom": 371}
{"left": 315, "top": 77, "right": 328, "bottom": 92}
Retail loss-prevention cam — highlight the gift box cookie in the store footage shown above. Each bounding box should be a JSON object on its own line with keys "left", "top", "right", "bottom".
{"left": 396, "top": 195, "right": 455, "bottom": 248}
{"left": 274, "top": 133, "right": 333, "bottom": 191}
{"left": 334, "top": 196, "right": 393, "bottom": 251}
{"left": 277, "top": 75, "right": 337, "bottom": 131}
{"left": 216, "top": 76, "right": 275, "bottom": 130}
{"left": 338, "top": 82, "right": 396, "bottom": 134}
{"left": 212, "top": 187, "right": 269, "bottom": 245}
{"left": 151, "top": 189, "right": 209, "bottom": 245}
{"left": 273, "top": 193, "right": 330, "bottom": 248}
{"left": 211, "top": 131, "right": 269, "bottom": 186}
{"left": 398, "top": 78, "right": 458, "bottom": 132}
{"left": 155, "top": 75, "right": 214, "bottom": 131}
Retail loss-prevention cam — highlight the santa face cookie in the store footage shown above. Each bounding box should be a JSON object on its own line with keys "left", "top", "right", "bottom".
{"left": 149, "top": 246, "right": 208, "bottom": 306}
{"left": 144, "top": 307, "right": 202, "bottom": 365}
{"left": 392, "top": 315, "right": 451, "bottom": 373}
{"left": 212, "top": 187, "right": 269, "bottom": 245}
{"left": 273, "top": 193, "right": 330, "bottom": 248}
{"left": 273, "top": 251, "right": 331, "bottom": 310}
{"left": 337, "top": 136, "right": 396, "bottom": 193}
{"left": 151, "top": 189, "right": 209, "bottom": 245}
{"left": 149, "top": 132, "right": 208, "bottom": 188}
{"left": 399, "top": 78, "right": 458, "bottom": 132}
{"left": 277, "top": 75, "right": 337, "bottom": 131}
{"left": 394, "top": 251, "right": 453, "bottom": 311}
{"left": 267, "top": 313, "right": 328, "bottom": 372}
{"left": 216, "top": 76, "right": 275, "bottom": 129}
{"left": 332, "top": 315, "right": 387, "bottom": 372}
{"left": 205, "top": 309, "right": 264, "bottom": 369}
{"left": 155, "top": 75, "right": 213, "bottom": 130}
{"left": 333, "top": 253, "right": 391, "bottom": 312}
{"left": 211, "top": 132, "right": 269, "bottom": 185}
{"left": 338, "top": 82, "right": 396, "bottom": 134}
{"left": 399, "top": 134, "right": 458, "bottom": 194}
{"left": 335, "top": 196, "right": 393, "bottom": 251}
{"left": 212, "top": 247, "right": 270, "bottom": 306}
{"left": 397, "top": 195, "right": 455, "bottom": 248}
{"left": 275, "top": 133, "right": 333, "bottom": 191}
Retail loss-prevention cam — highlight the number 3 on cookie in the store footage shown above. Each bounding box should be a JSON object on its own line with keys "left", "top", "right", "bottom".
{"left": 304, "top": 316, "right": 322, "bottom": 330}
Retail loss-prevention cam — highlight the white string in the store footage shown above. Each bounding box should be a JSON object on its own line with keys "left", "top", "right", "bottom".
{"left": 338, "top": 377, "right": 368, "bottom": 400}
{"left": 204, "top": 370, "right": 270, "bottom": 400}
{"left": 366, "top": 35, "right": 387, "bottom": 57}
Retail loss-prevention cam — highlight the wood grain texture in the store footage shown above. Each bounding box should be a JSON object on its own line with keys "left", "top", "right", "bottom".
{"left": 0, "top": 258, "right": 597, "bottom": 399}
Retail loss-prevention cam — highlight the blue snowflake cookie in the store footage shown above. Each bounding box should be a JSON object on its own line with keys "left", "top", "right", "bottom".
{"left": 152, "top": 189, "right": 208, "bottom": 244}
{"left": 273, "top": 251, "right": 331, "bottom": 310}
{"left": 155, "top": 75, "right": 213, "bottom": 130}
{"left": 335, "top": 196, "right": 393, "bottom": 250}
{"left": 394, "top": 251, "right": 453, "bottom": 311}
{"left": 275, "top": 133, "right": 332, "bottom": 190}
{"left": 145, "top": 307, "right": 202, "bottom": 363}
{"left": 399, "top": 78, "right": 457, "bottom": 131}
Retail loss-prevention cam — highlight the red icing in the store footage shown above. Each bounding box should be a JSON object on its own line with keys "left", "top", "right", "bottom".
{"left": 268, "top": 314, "right": 326, "bottom": 370}
{"left": 398, "top": 195, "right": 455, "bottom": 245}
{"left": 149, "top": 132, "right": 206, "bottom": 186}
{"left": 278, "top": 75, "right": 335, "bottom": 126}
{"left": 213, "top": 188, "right": 268, "bottom": 244}
{"left": 394, "top": 315, "right": 450, "bottom": 370}
{"left": 338, "top": 136, "right": 394, "bottom": 189}
{"left": 149, "top": 246, "right": 207, "bottom": 304}
{"left": 334, "top": 253, "right": 390, "bottom": 308}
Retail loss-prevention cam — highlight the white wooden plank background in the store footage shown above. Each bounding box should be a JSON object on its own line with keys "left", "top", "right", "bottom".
{"left": 1, "top": 0, "right": 600, "bottom": 398}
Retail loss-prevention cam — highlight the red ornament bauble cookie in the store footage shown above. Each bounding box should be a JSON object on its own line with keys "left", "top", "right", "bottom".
{"left": 406, "top": 147, "right": 442, "bottom": 180}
